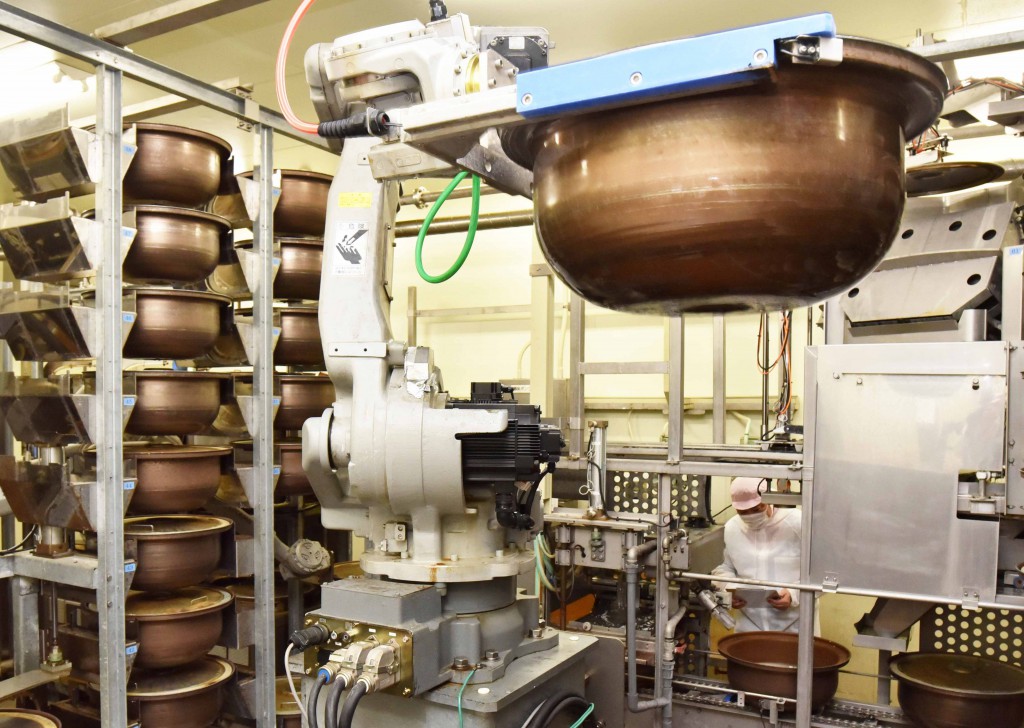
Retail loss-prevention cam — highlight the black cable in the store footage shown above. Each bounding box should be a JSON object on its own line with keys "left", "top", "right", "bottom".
{"left": 0, "top": 525, "right": 37, "bottom": 555}
{"left": 524, "top": 690, "right": 576, "bottom": 728}
{"left": 338, "top": 679, "right": 368, "bottom": 728}
{"left": 306, "top": 672, "right": 327, "bottom": 728}
{"left": 325, "top": 677, "right": 347, "bottom": 728}
{"left": 535, "top": 695, "right": 590, "bottom": 728}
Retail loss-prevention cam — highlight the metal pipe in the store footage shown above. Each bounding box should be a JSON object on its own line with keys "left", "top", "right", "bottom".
{"left": 712, "top": 314, "right": 726, "bottom": 444}
{"left": 393, "top": 210, "right": 533, "bottom": 237}
{"left": 661, "top": 604, "right": 689, "bottom": 728}
{"left": 760, "top": 313, "right": 770, "bottom": 439}
{"left": 399, "top": 183, "right": 500, "bottom": 208}
{"left": 586, "top": 420, "right": 607, "bottom": 515}
{"left": 625, "top": 539, "right": 667, "bottom": 713}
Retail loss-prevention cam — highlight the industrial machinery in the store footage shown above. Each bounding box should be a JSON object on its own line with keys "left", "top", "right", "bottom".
{"left": 292, "top": 3, "right": 946, "bottom": 727}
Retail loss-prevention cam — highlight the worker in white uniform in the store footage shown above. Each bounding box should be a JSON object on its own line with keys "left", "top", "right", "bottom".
{"left": 712, "top": 477, "right": 805, "bottom": 633}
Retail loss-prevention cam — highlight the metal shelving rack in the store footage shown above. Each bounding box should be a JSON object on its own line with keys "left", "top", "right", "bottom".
{"left": 0, "top": 3, "right": 330, "bottom": 725}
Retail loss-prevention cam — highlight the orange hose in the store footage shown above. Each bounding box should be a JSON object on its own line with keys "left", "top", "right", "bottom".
{"left": 276, "top": 0, "right": 320, "bottom": 135}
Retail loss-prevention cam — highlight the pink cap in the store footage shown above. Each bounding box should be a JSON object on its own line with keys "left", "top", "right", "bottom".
{"left": 730, "top": 477, "right": 763, "bottom": 511}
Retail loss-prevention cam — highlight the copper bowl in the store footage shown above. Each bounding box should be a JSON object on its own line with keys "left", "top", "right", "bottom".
{"left": 232, "top": 440, "right": 314, "bottom": 498}
{"left": 241, "top": 169, "right": 332, "bottom": 237}
{"left": 128, "top": 371, "right": 227, "bottom": 436}
{"left": 123, "top": 586, "right": 233, "bottom": 669}
{"left": 275, "top": 307, "right": 324, "bottom": 367}
{"left": 124, "top": 289, "right": 229, "bottom": 360}
{"left": 503, "top": 38, "right": 946, "bottom": 314}
{"left": 86, "top": 444, "right": 228, "bottom": 514}
{"left": 278, "top": 374, "right": 333, "bottom": 431}
{"left": 890, "top": 653, "right": 1024, "bottom": 728}
{"left": 124, "top": 123, "right": 231, "bottom": 208}
{"left": 125, "top": 206, "right": 228, "bottom": 284}
{"left": 906, "top": 161, "right": 1005, "bottom": 197}
{"left": 0, "top": 709, "right": 62, "bottom": 727}
{"left": 275, "top": 238, "right": 323, "bottom": 300}
{"left": 127, "top": 656, "right": 234, "bottom": 728}
{"left": 717, "top": 631, "right": 850, "bottom": 710}
{"left": 276, "top": 676, "right": 301, "bottom": 727}
{"left": 125, "top": 515, "right": 232, "bottom": 591}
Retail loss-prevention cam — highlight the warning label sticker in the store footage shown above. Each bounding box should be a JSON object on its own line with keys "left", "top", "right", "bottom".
{"left": 332, "top": 221, "right": 369, "bottom": 276}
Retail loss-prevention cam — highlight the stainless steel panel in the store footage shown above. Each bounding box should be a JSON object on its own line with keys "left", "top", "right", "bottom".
{"left": 807, "top": 342, "right": 1004, "bottom": 603}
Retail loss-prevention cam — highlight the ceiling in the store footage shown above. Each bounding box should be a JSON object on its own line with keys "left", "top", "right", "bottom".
{"left": 1, "top": 0, "right": 1023, "bottom": 173}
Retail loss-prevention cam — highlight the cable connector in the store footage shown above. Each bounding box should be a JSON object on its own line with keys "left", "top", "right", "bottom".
{"left": 318, "top": 109, "right": 392, "bottom": 139}
{"left": 359, "top": 645, "right": 399, "bottom": 693}
{"left": 289, "top": 624, "right": 330, "bottom": 652}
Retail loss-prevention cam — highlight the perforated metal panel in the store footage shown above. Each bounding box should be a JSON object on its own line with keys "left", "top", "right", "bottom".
{"left": 920, "top": 605, "right": 1024, "bottom": 666}
{"left": 608, "top": 471, "right": 709, "bottom": 521}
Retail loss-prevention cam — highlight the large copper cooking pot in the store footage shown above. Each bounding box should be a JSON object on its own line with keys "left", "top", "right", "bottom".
{"left": 0, "top": 709, "right": 62, "bottom": 727}
{"left": 240, "top": 169, "right": 332, "bottom": 237}
{"left": 85, "top": 444, "right": 228, "bottom": 514}
{"left": 277, "top": 374, "right": 333, "bottom": 430}
{"left": 233, "top": 237, "right": 323, "bottom": 300}
{"left": 233, "top": 440, "right": 314, "bottom": 497}
{"left": 127, "top": 371, "right": 227, "bottom": 436}
{"left": 124, "top": 289, "right": 229, "bottom": 360}
{"left": 890, "top": 653, "right": 1024, "bottom": 728}
{"left": 717, "top": 631, "right": 850, "bottom": 710}
{"left": 126, "top": 206, "right": 229, "bottom": 283}
{"left": 275, "top": 307, "right": 324, "bottom": 367}
{"left": 122, "top": 586, "right": 233, "bottom": 669}
{"left": 127, "top": 656, "right": 234, "bottom": 728}
{"left": 123, "top": 123, "right": 231, "bottom": 208}
{"left": 503, "top": 38, "right": 946, "bottom": 314}
{"left": 125, "top": 514, "right": 231, "bottom": 591}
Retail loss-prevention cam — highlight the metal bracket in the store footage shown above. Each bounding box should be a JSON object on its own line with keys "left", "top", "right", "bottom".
{"left": 823, "top": 572, "right": 840, "bottom": 593}
{"left": 961, "top": 588, "right": 981, "bottom": 610}
{"left": 779, "top": 35, "right": 844, "bottom": 65}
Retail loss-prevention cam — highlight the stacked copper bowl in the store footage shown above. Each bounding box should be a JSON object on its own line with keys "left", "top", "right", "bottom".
{"left": 114, "top": 123, "right": 238, "bottom": 728}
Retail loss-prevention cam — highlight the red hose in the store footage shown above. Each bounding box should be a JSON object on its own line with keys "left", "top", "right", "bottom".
{"left": 276, "top": 0, "right": 320, "bottom": 135}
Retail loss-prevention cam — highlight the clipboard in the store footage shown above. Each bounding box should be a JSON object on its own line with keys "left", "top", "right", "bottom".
{"left": 732, "top": 587, "right": 779, "bottom": 609}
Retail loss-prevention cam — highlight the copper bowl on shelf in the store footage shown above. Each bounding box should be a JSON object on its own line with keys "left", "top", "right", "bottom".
{"left": 127, "top": 371, "right": 227, "bottom": 436}
{"left": 890, "top": 653, "right": 1024, "bottom": 728}
{"left": 232, "top": 440, "right": 314, "bottom": 498}
{"left": 124, "top": 289, "right": 229, "bottom": 360}
{"left": 86, "top": 444, "right": 228, "bottom": 514}
{"left": 0, "top": 709, "right": 62, "bottom": 728}
{"left": 126, "top": 656, "right": 234, "bottom": 728}
{"left": 122, "top": 586, "right": 233, "bottom": 669}
{"left": 123, "top": 123, "right": 231, "bottom": 208}
{"left": 240, "top": 169, "right": 331, "bottom": 237}
{"left": 717, "top": 631, "right": 850, "bottom": 711}
{"left": 276, "top": 676, "right": 302, "bottom": 727}
{"left": 234, "top": 237, "right": 323, "bottom": 300}
{"left": 502, "top": 38, "right": 946, "bottom": 315}
{"left": 125, "top": 206, "right": 228, "bottom": 284}
{"left": 275, "top": 307, "right": 323, "bottom": 367}
{"left": 277, "top": 374, "right": 333, "bottom": 431}
{"left": 125, "top": 515, "right": 232, "bottom": 591}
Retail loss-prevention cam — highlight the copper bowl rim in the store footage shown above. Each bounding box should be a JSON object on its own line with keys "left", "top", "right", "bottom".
{"left": 124, "top": 514, "right": 232, "bottom": 540}
{"left": 84, "top": 443, "right": 231, "bottom": 459}
{"left": 232, "top": 439, "right": 304, "bottom": 452}
{"left": 234, "top": 373, "right": 332, "bottom": 383}
{"left": 239, "top": 169, "right": 332, "bottom": 183}
{"left": 717, "top": 631, "right": 851, "bottom": 674}
{"left": 235, "top": 236, "right": 325, "bottom": 250}
{"left": 0, "top": 709, "right": 62, "bottom": 727}
{"left": 890, "top": 652, "right": 1024, "bottom": 698}
{"left": 131, "top": 122, "right": 232, "bottom": 159}
{"left": 129, "top": 204, "right": 232, "bottom": 230}
{"left": 123, "top": 586, "right": 234, "bottom": 621}
{"left": 906, "top": 161, "right": 1006, "bottom": 196}
{"left": 132, "top": 370, "right": 231, "bottom": 382}
{"left": 128, "top": 288, "right": 232, "bottom": 306}
{"left": 276, "top": 305, "right": 319, "bottom": 316}
{"left": 505, "top": 36, "right": 946, "bottom": 170}
{"left": 126, "top": 655, "right": 235, "bottom": 699}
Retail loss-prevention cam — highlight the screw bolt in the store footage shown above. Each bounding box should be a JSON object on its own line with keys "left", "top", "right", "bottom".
{"left": 485, "top": 650, "right": 500, "bottom": 661}
{"left": 530, "top": 627, "right": 543, "bottom": 638}
{"left": 521, "top": 93, "right": 533, "bottom": 105}
{"left": 453, "top": 656, "right": 471, "bottom": 670}
{"left": 753, "top": 48, "right": 769, "bottom": 64}
{"left": 629, "top": 72, "right": 643, "bottom": 85}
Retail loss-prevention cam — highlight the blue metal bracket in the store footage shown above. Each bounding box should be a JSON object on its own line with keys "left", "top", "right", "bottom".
{"left": 515, "top": 13, "right": 836, "bottom": 118}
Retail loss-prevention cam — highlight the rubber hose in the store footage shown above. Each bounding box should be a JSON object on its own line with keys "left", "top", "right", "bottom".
{"left": 306, "top": 672, "right": 328, "bottom": 728}
{"left": 338, "top": 679, "right": 369, "bottom": 728}
{"left": 527, "top": 691, "right": 583, "bottom": 728}
{"left": 325, "top": 677, "right": 347, "bottom": 728}
{"left": 537, "top": 696, "right": 591, "bottom": 728}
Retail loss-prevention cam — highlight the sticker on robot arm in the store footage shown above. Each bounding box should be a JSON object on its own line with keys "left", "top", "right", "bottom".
{"left": 332, "top": 221, "right": 369, "bottom": 276}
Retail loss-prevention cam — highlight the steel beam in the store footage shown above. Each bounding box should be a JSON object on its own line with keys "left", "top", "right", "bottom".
{"left": 666, "top": 317, "right": 684, "bottom": 462}
{"left": 251, "top": 123, "right": 277, "bottom": 726}
{"left": 0, "top": 1, "right": 325, "bottom": 148}
{"left": 568, "top": 293, "right": 585, "bottom": 458}
{"left": 712, "top": 314, "right": 726, "bottom": 444}
{"left": 11, "top": 576, "right": 39, "bottom": 674}
{"left": 912, "top": 29, "right": 1024, "bottom": 61}
{"left": 95, "top": 64, "right": 128, "bottom": 728}
{"left": 95, "top": 0, "right": 271, "bottom": 46}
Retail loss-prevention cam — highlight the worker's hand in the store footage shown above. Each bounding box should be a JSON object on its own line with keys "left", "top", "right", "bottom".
{"left": 767, "top": 588, "right": 792, "bottom": 610}
{"left": 730, "top": 594, "right": 747, "bottom": 609}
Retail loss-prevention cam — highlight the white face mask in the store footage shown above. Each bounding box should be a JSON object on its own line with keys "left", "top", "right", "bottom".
{"left": 739, "top": 506, "right": 771, "bottom": 530}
